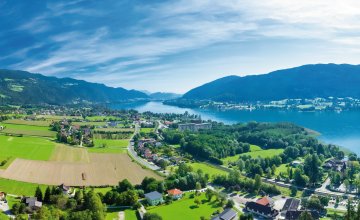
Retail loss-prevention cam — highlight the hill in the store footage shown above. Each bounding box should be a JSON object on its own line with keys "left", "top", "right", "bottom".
{"left": 149, "top": 92, "right": 182, "bottom": 100}
{"left": 0, "top": 69, "right": 148, "bottom": 105}
{"left": 182, "top": 64, "right": 360, "bottom": 102}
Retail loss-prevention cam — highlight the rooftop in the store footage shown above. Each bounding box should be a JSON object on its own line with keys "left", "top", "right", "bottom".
{"left": 144, "top": 191, "right": 162, "bottom": 201}
{"left": 167, "top": 188, "right": 183, "bottom": 196}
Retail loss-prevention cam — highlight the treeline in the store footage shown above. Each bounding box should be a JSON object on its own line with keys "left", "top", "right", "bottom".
{"left": 93, "top": 131, "right": 132, "bottom": 140}
{"left": 163, "top": 122, "right": 343, "bottom": 164}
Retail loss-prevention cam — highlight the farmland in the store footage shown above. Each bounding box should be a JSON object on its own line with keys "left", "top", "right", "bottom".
{"left": 0, "top": 123, "right": 56, "bottom": 137}
{"left": 0, "top": 135, "right": 55, "bottom": 167}
{"left": 1, "top": 153, "right": 161, "bottom": 186}
{"left": 50, "top": 144, "right": 90, "bottom": 163}
{"left": 148, "top": 193, "right": 222, "bottom": 220}
{"left": 3, "top": 119, "right": 51, "bottom": 126}
{"left": 140, "top": 127, "right": 154, "bottom": 133}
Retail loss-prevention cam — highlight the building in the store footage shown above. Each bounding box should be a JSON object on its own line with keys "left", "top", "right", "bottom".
{"left": 285, "top": 210, "right": 320, "bottom": 220}
{"left": 167, "top": 188, "right": 183, "bottom": 200}
{"left": 245, "top": 200, "right": 279, "bottom": 219}
{"left": 0, "top": 192, "right": 5, "bottom": 201}
{"left": 211, "top": 208, "right": 237, "bottom": 220}
{"left": 25, "top": 197, "right": 42, "bottom": 210}
{"left": 144, "top": 191, "right": 163, "bottom": 206}
{"left": 291, "top": 161, "right": 303, "bottom": 167}
{"left": 281, "top": 198, "right": 300, "bottom": 212}
{"left": 178, "top": 123, "right": 212, "bottom": 132}
{"left": 256, "top": 196, "right": 274, "bottom": 207}
{"left": 59, "top": 183, "right": 71, "bottom": 195}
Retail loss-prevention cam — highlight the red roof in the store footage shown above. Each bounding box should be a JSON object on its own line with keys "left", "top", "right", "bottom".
{"left": 167, "top": 188, "right": 183, "bottom": 196}
{"left": 256, "top": 197, "right": 271, "bottom": 206}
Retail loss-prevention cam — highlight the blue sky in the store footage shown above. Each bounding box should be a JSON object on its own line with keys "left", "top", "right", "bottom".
{"left": 1, "top": 0, "right": 360, "bottom": 93}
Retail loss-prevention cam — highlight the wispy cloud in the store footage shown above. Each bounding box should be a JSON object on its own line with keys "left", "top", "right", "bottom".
{"left": 3, "top": 0, "right": 360, "bottom": 92}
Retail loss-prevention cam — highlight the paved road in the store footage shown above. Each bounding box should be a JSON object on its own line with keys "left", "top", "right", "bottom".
{"left": 127, "top": 123, "right": 160, "bottom": 171}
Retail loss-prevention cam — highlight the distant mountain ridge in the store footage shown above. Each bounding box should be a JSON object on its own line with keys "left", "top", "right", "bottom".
{"left": 0, "top": 69, "right": 148, "bottom": 105}
{"left": 182, "top": 64, "right": 360, "bottom": 102}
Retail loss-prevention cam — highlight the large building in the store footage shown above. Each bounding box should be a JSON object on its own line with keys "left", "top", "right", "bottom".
{"left": 178, "top": 123, "right": 212, "bottom": 132}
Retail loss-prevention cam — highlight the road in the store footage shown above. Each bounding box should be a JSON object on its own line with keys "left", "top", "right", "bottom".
{"left": 127, "top": 123, "right": 160, "bottom": 171}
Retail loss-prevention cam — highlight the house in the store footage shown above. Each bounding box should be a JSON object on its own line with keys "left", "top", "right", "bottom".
{"left": 322, "top": 159, "right": 347, "bottom": 173}
{"left": 281, "top": 198, "right": 300, "bottom": 212}
{"left": 167, "top": 188, "right": 183, "bottom": 200}
{"left": 144, "top": 149, "right": 152, "bottom": 159}
{"left": 245, "top": 201, "right": 279, "bottom": 219}
{"left": 211, "top": 208, "right": 237, "bottom": 220}
{"left": 256, "top": 196, "right": 274, "bottom": 207}
{"left": 144, "top": 191, "right": 163, "bottom": 206}
{"left": 0, "top": 192, "right": 5, "bottom": 201}
{"left": 59, "top": 183, "right": 71, "bottom": 195}
{"left": 285, "top": 210, "right": 320, "bottom": 220}
{"left": 25, "top": 197, "right": 42, "bottom": 210}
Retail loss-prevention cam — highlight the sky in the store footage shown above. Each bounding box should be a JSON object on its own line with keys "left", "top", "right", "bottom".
{"left": 1, "top": 0, "right": 360, "bottom": 93}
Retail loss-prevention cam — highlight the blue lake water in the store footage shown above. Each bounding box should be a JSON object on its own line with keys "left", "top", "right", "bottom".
{"left": 110, "top": 101, "right": 360, "bottom": 155}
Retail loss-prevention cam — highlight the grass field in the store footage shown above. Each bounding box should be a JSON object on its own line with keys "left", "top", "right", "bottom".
{"left": 222, "top": 148, "right": 284, "bottom": 164}
{"left": 36, "top": 115, "right": 82, "bottom": 120}
{"left": 0, "top": 123, "right": 56, "bottom": 137}
{"left": 72, "top": 121, "right": 107, "bottom": 126}
{"left": 50, "top": 144, "right": 90, "bottom": 163}
{"left": 106, "top": 208, "right": 138, "bottom": 220}
{"left": 94, "top": 128, "right": 133, "bottom": 132}
{"left": 0, "top": 135, "right": 55, "bottom": 167}
{"left": 190, "top": 163, "right": 228, "bottom": 178}
{"left": 90, "top": 139, "right": 129, "bottom": 153}
{"left": 275, "top": 164, "right": 290, "bottom": 176}
{"left": 148, "top": 193, "right": 222, "bottom": 220}
{"left": 140, "top": 128, "right": 154, "bottom": 133}
{"left": 86, "top": 116, "right": 122, "bottom": 121}
{"left": 4, "top": 119, "right": 51, "bottom": 127}
{"left": 0, "top": 178, "right": 48, "bottom": 196}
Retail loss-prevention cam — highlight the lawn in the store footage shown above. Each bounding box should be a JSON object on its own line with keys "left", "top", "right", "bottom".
{"left": 0, "top": 178, "right": 48, "bottom": 196}
{"left": 0, "top": 212, "right": 8, "bottom": 220}
{"left": 190, "top": 163, "right": 228, "bottom": 178}
{"left": 0, "top": 123, "right": 56, "bottom": 137}
{"left": 148, "top": 193, "right": 222, "bottom": 220}
{"left": 106, "top": 208, "right": 138, "bottom": 220}
{"left": 140, "top": 128, "right": 154, "bottom": 133}
{"left": 89, "top": 139, "right": 129, "bottom": 153}
{"left": 275, "top": 164, "right": 290, "bottom": 176}
{"left": 94, "top": 128, "right": 133, "bottom": 132}
{"left": 72, "top": 121, "right": 107, "bottom": 126}
{"left": 0, "top": 135, "right": 55, "bottom": 167}
{"left": 4, "top": 119, "right": 51, "bottom": 127}
{"left": 222, "top": 148, "right": 284, "bottom": 164}
{"left": 36, "top": 115, "right": 82, "bottom": 120}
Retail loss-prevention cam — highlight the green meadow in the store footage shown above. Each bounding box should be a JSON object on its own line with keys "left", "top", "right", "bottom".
{"left": 190, "top": 163, "right": 228, "bottom": 178}
{"left": 0, "top": 123, "right": 56, "bottom": 137}
{"left": 0, "top": 135, "right": 55, "bottom": 167}
{"left": 4, "top": 119, "right": 51, "bottom": 127}
{"left": 140, "top": 127, "right": 154, "bottom": 133}
{"left": 148, "top": 193, "right": 222, "bottom": 220}
{"left": 89, "top": 139, "right": 129, "bottom": 153}
{"left": 0, "top": 178, "right": 48, "bottom": 196}
{"left": 222, "top": 146, "right": 284, "bottom": 164}
{"left": 105, "top": 208, "right": 138, "bottom": 220}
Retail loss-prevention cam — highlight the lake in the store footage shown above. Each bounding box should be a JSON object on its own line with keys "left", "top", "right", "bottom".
{"left": 110, "top": 101, "right": 360, "bottom": 155}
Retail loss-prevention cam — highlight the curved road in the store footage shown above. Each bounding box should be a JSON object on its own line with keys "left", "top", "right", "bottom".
{"left": 127, "top": 123, "right": 160, "bottom": 171}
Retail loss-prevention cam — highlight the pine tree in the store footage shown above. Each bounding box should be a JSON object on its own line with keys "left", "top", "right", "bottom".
{"left": 35, "top": 186, "right": 43, "bottom": 202}
{"left": 43, "top": 186, "right": 51, "bottom": 203}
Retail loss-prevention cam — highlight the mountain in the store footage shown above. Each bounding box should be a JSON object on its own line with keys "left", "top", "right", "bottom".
{"left": 182, "top": 64, "right": 360, "bottom": 102}
{"left": 149, "top": 92, "right": 182, "bottom": 100}
{"left": 0, "top": 69, "right": 148, "bottom": 105}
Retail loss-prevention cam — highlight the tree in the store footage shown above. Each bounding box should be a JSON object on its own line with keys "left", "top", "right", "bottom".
{"left": 299, "top": 211, "right": 314, "bottom": 220}
{"left": 290, "top": 185, "right": 297, "bottom": 197}
{"left": 118, "top": 179, "right": 134, "bottom": 193}
{"left": 33, "top": 206, "right": 51, "bottom": 219}
{"left": 194, "top": 198, "right": 201, "bottom": 207}
{"left": 303, "top": 154, "right": 322, "bottom": 185}
{"left": 143, "top": 213, "right": 163, "bottom": 220}
{"left": 205, "top": 189, "right": 213, "bottom": 201}
{"left": 35, "top": 186, "right": 43, "bottom": 202}
{"left": 254, "top": 174, "right": 262, "bottom": 192}
{"left": 44, "top": 186, "right": 51, "bottom": 203}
